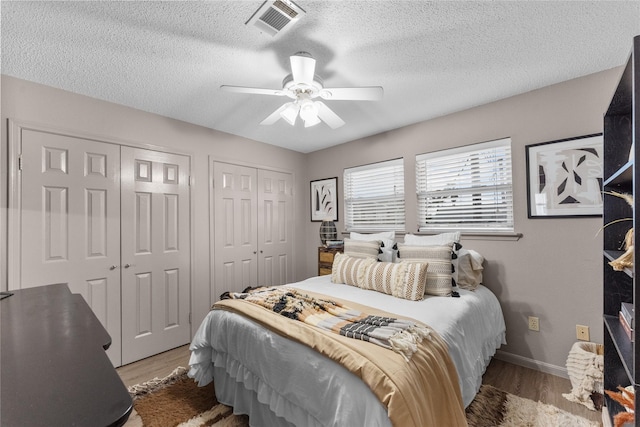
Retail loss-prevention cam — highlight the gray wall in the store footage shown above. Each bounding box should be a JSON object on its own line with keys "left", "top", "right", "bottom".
{"left": 1, "top": 66, "right": 622, "bottom": 373}
{"left": 0, "top": 75, "right": 309, "bottom": 328}
{"left": 305, "top": 67, "right": 623, "bottom": 373}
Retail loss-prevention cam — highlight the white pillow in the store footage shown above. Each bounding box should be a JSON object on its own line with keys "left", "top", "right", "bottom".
{"left": 350, "top": 231, "right": 396, "bottom": 262}
{"left": 457, "top": 248, "right": 484, "bottom": 290}
{"left": 403, "top": 232, "right": 460, "bottom": 246}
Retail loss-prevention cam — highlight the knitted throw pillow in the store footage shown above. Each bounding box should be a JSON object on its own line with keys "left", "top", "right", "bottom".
{"left": 331, "top": 252, "right": 376, "bottom": 287}
{"left": 397, "top": 243, "right": 453, "bottom": 296}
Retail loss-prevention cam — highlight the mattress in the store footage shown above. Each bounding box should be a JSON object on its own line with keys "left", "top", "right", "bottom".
{"left": 189, "top": 275, "right": 506, "bottom": 426}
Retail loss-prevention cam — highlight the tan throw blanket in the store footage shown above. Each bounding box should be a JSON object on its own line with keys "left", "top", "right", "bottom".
{"left": 221, "top": 287, "right": 431, "bottom": 361}
{"left": 214, "top": 288, "right": 467, "bottom": 427}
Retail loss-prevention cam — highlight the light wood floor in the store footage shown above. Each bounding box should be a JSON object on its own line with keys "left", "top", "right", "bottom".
{"left": 117, "top": 345, "right": 602, "bottom": 425}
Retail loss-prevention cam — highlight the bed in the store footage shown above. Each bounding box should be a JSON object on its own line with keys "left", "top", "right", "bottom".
{"left": 188, "top": 273, "right": 506, "bottom": 426}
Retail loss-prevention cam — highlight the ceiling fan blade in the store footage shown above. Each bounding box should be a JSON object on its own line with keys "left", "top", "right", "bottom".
{"left": 319, "top": 86, "right": 384, "bottom": 101}
{"left": 290, "top": 52, "right": 316, "bottom": 85}
{"left": 260, "top": 103, "right": 291, "bottom": 125}
{"left": 221, "top": 85, "right": 285, "bottom": 96}
{"left": 315, "top": 101, "right": 345, "bottom": 129}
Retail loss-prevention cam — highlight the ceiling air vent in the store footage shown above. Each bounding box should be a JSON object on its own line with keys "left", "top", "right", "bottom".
{"left": 246, "top": 0, "right": 305, "bottom": 37}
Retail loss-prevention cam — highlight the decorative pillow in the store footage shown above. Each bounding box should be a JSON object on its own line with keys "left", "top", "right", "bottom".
{"left": 350, "top": 231, "right": 396, "bottom": 262}
{"left": 457, "top": 248, "right": 484, "bottom": 290}
{"left": 397, "top": 244, "right": 453, "bottom": 296}
{"left": 395, "top": 261, "right": 428, "bottom": 301}
{"left": 403, "top": 232, "right": 462, "bottom": 295}
{"left": 343, "top": 237, "right": 381, "bottom": 260}
{"left": 331, "top": 253, "right": 376, "bottom": 287}
{"left": 359, "top": 261, "right": 404, "bottom": 295}
{"left": 404, "top": 232, "right": 460, "bottom": 246}
{"left": 358, "top": 260, "right": 428, "bottom": 301}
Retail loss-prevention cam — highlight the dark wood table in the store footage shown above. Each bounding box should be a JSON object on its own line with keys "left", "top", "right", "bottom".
{"left": 1, "top": 284, "right": 132, "bottom": 427}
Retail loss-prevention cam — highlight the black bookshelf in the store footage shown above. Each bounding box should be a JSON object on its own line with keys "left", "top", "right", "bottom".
{"left": 602, "top": 35, "right": 639, "bottom": 426}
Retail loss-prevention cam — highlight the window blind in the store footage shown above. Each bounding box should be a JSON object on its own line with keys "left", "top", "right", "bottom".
{"left": 344, "top": 158, "right": 405, "bottom": 231}
{"left": 416, "top": 138, "right": 514, "bottom": 232}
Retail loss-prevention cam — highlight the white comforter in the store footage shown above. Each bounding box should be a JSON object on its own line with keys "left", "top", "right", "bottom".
{"left": 189, "top": 276, "right": 506, "bottom": 426}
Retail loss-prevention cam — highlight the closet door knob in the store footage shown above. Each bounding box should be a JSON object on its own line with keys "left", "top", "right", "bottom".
{"left": 124, "top": 264, "right": 131, "bottom": 269}
{"left": 109, "top": 265, "right": 117, "bottom": 270}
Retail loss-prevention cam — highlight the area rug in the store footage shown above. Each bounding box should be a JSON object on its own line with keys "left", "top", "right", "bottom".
{"left": 124, "top": 366, "right": 599, "bottom": 427}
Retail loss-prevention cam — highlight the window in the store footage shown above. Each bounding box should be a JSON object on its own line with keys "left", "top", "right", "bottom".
{"left": 344, "top": 159, "right": 405, "bottom": 231}
{"left": 416, "top": 138, "right": 514, "bottom": 232}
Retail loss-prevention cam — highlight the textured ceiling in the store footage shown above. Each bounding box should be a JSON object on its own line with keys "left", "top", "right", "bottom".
{"left": 2, "top": 1, "right": 639, "bottom": 153}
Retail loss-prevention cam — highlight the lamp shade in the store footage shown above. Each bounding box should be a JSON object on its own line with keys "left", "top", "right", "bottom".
{"left": 319, "top": 220, "right": 337, "bottom": 245}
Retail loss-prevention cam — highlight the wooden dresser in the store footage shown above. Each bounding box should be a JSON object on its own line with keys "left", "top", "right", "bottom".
{"left": 318, "top": 246, "right": 343, "bottom": 276}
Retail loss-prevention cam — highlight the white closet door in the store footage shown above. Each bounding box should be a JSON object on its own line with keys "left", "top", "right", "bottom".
{"left": 18, "top": 129, "right": 122, "bottom": 366}
{"left": 213, "top": 162, "right": 258, "bottom": 296}
{"left": 120, "top": 147, "right": 191, "bottom": 365}
{"left": 257, "top": 169, "right": 293, "bottom": 287}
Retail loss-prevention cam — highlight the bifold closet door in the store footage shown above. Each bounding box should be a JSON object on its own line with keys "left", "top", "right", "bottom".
{"left": 120, "top": 147, "right": 191, "bottom": 365}
{"left": 18, "top": 129, "right": 123, "bottom": 366}
{"left": 212, "top": 162, "right": 293, "bottom": 298}
{"left": 213, "top": 162, "right": 258, "bottom": 296}
{"left": 257, "top": 169, "right": 293, "bottom": 287}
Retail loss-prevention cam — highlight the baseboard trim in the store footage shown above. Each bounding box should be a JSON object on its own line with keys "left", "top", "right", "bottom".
{"left": 494, "top": 350, "right": 568, "bottom": 379}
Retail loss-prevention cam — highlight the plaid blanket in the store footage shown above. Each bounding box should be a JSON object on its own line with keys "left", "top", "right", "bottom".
{"left": 222, "top": 286, "right": 431, "bottom": 361}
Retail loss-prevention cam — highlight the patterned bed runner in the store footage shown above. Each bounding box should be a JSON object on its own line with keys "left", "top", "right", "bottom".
{"left": 221, "top": 286, "right": 431, "bottom": 361}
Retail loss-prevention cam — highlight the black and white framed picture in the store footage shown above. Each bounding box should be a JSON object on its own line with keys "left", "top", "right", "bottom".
{"left": 310, "top": 177, "right": 338, "bottom": 221}
{"left": 526, "top": 133, "right": 603, "bottom": 218}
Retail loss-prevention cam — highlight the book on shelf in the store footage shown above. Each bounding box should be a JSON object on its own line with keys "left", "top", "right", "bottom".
{"left": 621, "top": 301, "right": 634, "bottom": 328}
{"left": 325, "top": 240, "right": 344, "bottom": 248}
{"left": 619, "top": 311, "right": 635, "bottom": 342}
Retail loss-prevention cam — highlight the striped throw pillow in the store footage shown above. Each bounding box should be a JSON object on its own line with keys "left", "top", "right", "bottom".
{"left": 358, "top": 261, "right": 428, "bottom": 301}
{"left": 331, "top": 253, "right": 376, "bottom": 287}
{"left": 343, "top": 238, "right": 381, "bottom": 260}
{"left": 397, "top": 244, "right": 453, "bottom": 296}
{"left": 395, "top": 261, "right": 428, "bottom": 301}
{"left": 359, "top": 261, "right": 406, "bottom": 295}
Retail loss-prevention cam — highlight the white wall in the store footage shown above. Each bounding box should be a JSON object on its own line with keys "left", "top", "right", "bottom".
{"left": 0, "top": 75, "right": 309, "bottom": 329}
{"left": 304, "top": 67, "right": 623, "bottom": 373}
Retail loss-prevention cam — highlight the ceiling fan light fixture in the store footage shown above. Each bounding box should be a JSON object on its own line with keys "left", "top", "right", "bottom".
{"left": 303, "top": 114, "right": 321, "bottom": 128}
{"left": 222, "top": 51, "right": 383, "bottom": 130}
{"left": 280, "top": 102, "right": 299, "bottom": 125}
{"left": 299, "top": 97, "right": 318, "bottom": 118}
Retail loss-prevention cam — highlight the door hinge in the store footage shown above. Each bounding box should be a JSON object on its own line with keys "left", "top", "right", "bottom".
{"left": 188, "top": 176, "right": 192, "bottom": 186}
{"left": 18, "top": 156, "right": 22, "bottom": 171}
{"left": 189, "top": 312, "right": 192, "bottom": 324}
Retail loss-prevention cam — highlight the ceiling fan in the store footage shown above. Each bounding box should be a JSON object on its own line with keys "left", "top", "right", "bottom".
{"left": 220, "top": 51, "right": 383, "bottom": 129}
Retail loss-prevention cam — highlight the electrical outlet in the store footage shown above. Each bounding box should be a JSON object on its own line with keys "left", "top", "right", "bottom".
{"left": 576, "top": 325, "right": 590, "bottom": 341}
{"left": 528, "top": 316, "right": 540, "bottom": 331}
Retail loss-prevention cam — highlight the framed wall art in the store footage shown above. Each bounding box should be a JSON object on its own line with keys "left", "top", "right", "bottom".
{"left": 526, "top": 133, "right": 603, "bottom": 218}
{"left": 310, "top": 177, "right": 338, "bottom": 221}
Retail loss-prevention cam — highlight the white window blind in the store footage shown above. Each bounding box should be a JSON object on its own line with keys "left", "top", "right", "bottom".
{"left": 416, "top": 138, "right": 514, "bottom": 232}
{"left": 344, "top": 159, "right": 405, "bottom": 231}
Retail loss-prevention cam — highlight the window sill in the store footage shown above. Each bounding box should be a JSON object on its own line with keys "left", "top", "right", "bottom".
{"left": 342, "top": 230, "right": 523, "bottom": 241}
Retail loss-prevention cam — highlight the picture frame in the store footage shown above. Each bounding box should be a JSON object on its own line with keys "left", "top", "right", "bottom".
{"left": 310, "top": 177, "right": 338, "bottom": 221}
{"left": 526, "top": 133, "right": 603, "bottom": 218}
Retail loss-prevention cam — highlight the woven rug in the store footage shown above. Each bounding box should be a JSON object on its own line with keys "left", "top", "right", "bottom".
{"left": 123, "top": 367, "right": 599, "bottom": 427}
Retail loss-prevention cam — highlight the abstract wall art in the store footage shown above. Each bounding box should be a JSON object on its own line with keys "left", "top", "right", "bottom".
{"left": 310, "top": 177, "right": 338, "bottom": 221}
{"left": 526, "top": 134, "right": 603, "bottom": 218}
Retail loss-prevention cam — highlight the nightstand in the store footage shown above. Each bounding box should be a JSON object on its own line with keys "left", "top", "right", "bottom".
{"left": 318, "top": 246, "right": 342, "bottom": 276}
